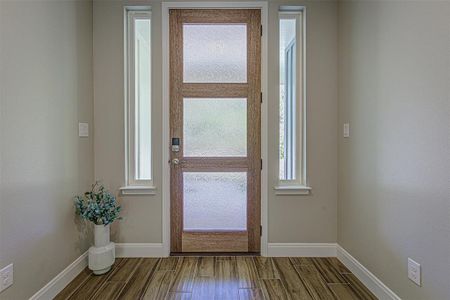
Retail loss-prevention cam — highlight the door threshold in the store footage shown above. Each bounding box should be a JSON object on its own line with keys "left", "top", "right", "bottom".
{"left": 170, "top": 252, "right": 260, "bottom": 257}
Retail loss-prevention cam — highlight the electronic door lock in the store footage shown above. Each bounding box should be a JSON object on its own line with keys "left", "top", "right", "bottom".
{"left": 172, "top": 137, "right": 180, "bottom": 152}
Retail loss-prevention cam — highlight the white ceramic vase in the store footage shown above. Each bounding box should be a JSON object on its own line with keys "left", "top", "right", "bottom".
{"left": 94, "top": 224, "right": 110, "bottom": 247}
{"left": 88, "top": 224, "right": 115, "bottom": 275}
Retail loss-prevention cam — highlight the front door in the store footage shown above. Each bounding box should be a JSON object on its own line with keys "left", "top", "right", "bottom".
{"left": 169, "top": 9, "right": 261, "bottom": 253}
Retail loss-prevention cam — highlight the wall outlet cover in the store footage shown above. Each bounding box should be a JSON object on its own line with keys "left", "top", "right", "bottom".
{"left": 408, "top": 258, "right": 421, "bottom": 286}
{"left": 79, "top": 122, "right": 89, "bottom": 137}
{"left": 343, "top": 123, "right": 350, "bottom": 138}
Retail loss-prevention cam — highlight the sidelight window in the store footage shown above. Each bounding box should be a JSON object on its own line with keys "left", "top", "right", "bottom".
{"left": 278, "top": 8, "right": 306, "bottom": 188}
{"left": 125, "top": 8, "right": 152, "bottom": 187}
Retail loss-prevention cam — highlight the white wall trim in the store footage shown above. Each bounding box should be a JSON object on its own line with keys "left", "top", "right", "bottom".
{"left": 273, "top": 185, "right": 312, "bottom": 195}
{"left": 119, "top": 185, "right": 157, "bottom": 196}
{"left": 161, "top": 1, "right": 269, "bottom": 256}
{"left": 115, "top": 243, "right": 165, "bottom": 257}
{"left": 337, "top": 245, "right": 402, "bottom": 300}
{"left": 29, "top": 243, "right": 165, "bottom": 299}
{"left": 268, "top": 243, "right": 337, "bottom": 257}
{"left": 29, "top": 251, "right": 88, "bottom": 300}
{"left": 268, "top": 243, "right": 401, "bottom": 299}
{"left": 30, "top": 243, "right": 401, "bottom": 300}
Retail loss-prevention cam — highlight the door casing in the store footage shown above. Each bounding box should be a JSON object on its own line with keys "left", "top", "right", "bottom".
{"left": 169, "top": 8, "right": 261, "bottom": 253}
{"left": 161, "top": 1, "right": 269, "bottom": 257}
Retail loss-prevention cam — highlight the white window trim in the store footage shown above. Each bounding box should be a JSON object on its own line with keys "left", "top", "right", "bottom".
{"left": 274, "top": 185, "right": 311, "bottom": 195}
{"left": 275, "top": 7, "right": 310, "bottom": 195}
{"left": 120, "top": 185, "right": 157, "bottom": 195}
{"left": 122, "top": 7, "right": 155, "bottom": 195}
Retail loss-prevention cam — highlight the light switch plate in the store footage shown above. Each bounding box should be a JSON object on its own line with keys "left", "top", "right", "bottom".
{"left": 79, "top": 122, "right": 89, "bottom": 137}
{"left": 343, "top": 123, "right": 350, "bottom": 138}
{"left": 408, "top": 258, "right": 421, "bottom": 286}
{"left": 0, "top": 264, "right": 13, "bottom": 292}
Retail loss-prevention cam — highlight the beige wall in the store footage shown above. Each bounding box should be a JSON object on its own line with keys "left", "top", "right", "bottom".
{"left": 93, "top": 0, "right": 163, "bottom": 243}
{"left": 268, "top": 0, "right": 338, "bottom": 243}
{"left": 338, "top": 1, "right": 450, "bottom": 299}
{"left": 0, "top": 0, "right": 94, "bottom": 299}
{"left": 3, "top": 0, "right": 448, "bottom": 298}
{"left": 93, "top": 0, "right": 338, "bottom": 244}
{"left": 3, "top": 0, "right": 450, "bottom": 298}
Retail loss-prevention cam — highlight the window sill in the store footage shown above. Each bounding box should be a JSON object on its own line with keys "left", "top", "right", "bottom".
{"left": 273, "top": 185, "right": 312, "bottom": 195}
{"left": 119, "top": 186, "right": 157, "bottom": 196}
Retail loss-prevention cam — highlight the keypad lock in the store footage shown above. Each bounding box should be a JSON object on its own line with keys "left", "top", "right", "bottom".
{"left": 172, "top": 137, "right": 180, "bottom": 152}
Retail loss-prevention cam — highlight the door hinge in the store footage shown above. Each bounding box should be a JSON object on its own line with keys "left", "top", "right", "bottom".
{"left": 260, "top": 92, "right": 263, "bottom": 103}
{"left": 260, "top": 225, "right": 262, "bottom": 236}
{"left": 260, "top": 159, "right": 263, "bottom": 170}
{"left": 260, "top": 25, "right": 263, "bottom": 36}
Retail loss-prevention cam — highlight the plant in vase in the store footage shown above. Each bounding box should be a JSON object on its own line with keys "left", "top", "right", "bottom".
{"left": 74, "top": 181, "right": 121, "bottom": 275}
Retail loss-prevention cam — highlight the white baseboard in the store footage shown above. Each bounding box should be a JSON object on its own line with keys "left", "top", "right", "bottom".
{"left": 115, "top": 243, "right": 165, "bottom": 257}
{"left": 267, "top": 243, "right": 337, "bottom": 257}
{"left": 268, "top": 243, "right": 401, "bottom": 299}
{"left": 337, "top": 245, "right": 401, "bottom": 300}
{"left": 29, "top": 243, "right": 400, "bottom": 300}
{"left": 29, "top": 251, "right": 88, "bottom": 300}
{"left": 29, "top": 243, "right": 164, "bottom": 299}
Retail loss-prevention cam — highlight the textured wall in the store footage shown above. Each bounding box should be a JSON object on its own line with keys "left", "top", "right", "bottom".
{"left": 0, "top": 1, "right": 94, "bottom": 299}
{"left": 338, "top": 1, "right": 450, "bottom": 299}
{"left": 93, "top": 0, "right": 338, "bottom": 245}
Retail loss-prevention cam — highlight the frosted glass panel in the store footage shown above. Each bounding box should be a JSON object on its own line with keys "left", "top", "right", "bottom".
{"left": 183, "top": 172, "right": 247, "bottom": 231}
{"left": 184, "top": 98, "right": 247, "bottom": 157}
{"left": 183, "top": 24, "right": 247, "bottom": 83}
{"left": 134, "top": 18, "right": 152, "bottom": 180}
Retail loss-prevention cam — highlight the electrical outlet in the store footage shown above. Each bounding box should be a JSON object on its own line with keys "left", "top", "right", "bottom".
{"left": 408, "top": 258, "right": 421, "bottom": 286}
{"left": 0, "top": 264, "right": 13, "bottom": 292}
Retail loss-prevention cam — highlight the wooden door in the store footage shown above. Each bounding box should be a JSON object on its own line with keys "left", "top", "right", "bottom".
{"left": 170, "top": 9, "right": 261, "bottom": 253}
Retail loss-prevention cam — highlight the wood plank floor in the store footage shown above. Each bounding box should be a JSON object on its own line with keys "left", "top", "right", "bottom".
{"left": 55, "top": 257, "right": 377, "bottom": 300}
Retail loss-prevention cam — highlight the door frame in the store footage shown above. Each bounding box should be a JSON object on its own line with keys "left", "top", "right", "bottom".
{"left": 161, "top": 1, "right": 268, "bottom": 256}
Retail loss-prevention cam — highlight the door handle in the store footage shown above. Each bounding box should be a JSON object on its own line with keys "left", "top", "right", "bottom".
{"left": 171, "top": 158, "right": 180, "bottom": 165}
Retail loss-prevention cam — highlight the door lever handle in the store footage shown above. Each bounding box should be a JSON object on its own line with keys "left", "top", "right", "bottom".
{"left": 171, "top": 158, "right": 180, "bottom": 165}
